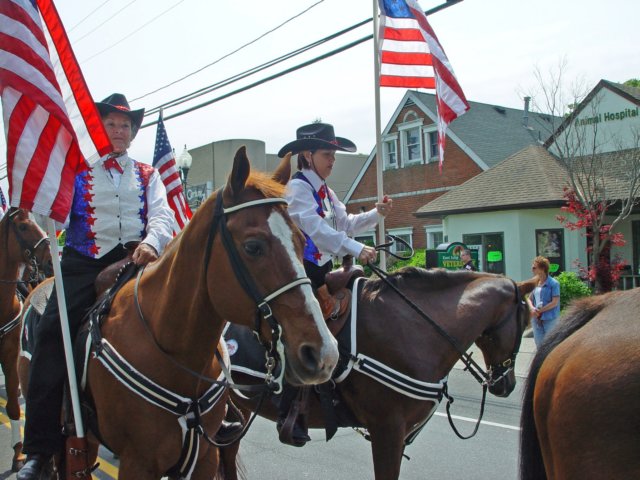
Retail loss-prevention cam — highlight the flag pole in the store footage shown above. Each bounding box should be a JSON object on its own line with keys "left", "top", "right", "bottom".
{"left": 46, "top": 218, "right": 86, "bottom": 438}
{"left": 372, "top": 0, "right": 387, "bottom": 270}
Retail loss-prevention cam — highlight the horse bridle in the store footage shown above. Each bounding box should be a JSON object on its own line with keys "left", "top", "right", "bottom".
{"left": 0, "top": 209, "right": 50, "bottom": 285}
{"left": 204, "top": 189, "right": 312, "bottom": 393}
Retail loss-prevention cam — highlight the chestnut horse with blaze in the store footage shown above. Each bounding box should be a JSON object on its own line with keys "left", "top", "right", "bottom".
{"left": 520, "top": 287, "right": 640, "bottom": 480}
{"left": 18, "top": 148, "right": 337, "bottom": 480}
{"left": 0, "top": 208, "right": 52, "bottom": 472}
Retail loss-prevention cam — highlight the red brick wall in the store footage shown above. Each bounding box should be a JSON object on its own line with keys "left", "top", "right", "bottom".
{"left": 347, "top": 104, "right": 483, "bottom": 249}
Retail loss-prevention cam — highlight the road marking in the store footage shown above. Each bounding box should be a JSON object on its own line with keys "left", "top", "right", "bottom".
{"left": 0, "top": 396, "right": 118, "bottom": 479}
{"left": 434, "top": 411, "right": 521, "bottom": 431}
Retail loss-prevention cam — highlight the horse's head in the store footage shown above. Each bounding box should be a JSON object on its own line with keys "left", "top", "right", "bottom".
{"left": 206, "top": 147, "right": 338, "bottom": 386}
{"left": 3, "top": 208, "right": 53, "bottom": 279}
{"left": 474, "top": 277, "right": 533, "bottom": 397}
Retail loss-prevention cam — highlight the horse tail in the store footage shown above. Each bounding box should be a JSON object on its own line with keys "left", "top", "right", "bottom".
{"left": 520, "top": 295, "right": 607, "bottom": 480}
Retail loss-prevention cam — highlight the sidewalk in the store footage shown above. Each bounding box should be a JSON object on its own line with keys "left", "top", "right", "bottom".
{"left": 453, "top": 329, "right": 536, "bottom": 378}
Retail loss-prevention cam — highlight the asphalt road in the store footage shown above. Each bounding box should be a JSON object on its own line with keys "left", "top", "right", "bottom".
{"left": 0, "top": 362, "right": 530, "bottom": 480}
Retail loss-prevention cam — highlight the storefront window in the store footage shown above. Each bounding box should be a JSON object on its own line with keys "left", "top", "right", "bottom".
{"left": 535, "top": 229, "right": 565, "bottom": 275}
{"left": 463, "top": 232, "right": 505, "bottom": 274}
{"left": 633, "top": 221, "right": 640, "bottom": 275}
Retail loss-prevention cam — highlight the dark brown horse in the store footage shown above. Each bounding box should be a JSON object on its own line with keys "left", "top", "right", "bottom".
{"left": 82, "top": 147, "right": 338, "bottom": 479}
{"left": 0, "top": 208, "right": 52, "bottom": 471}
{"left": 224, "top": 268, "right": 534, "bottom": 480}
{"left": 520, "top": 287, "right": 640, "bottom": 480}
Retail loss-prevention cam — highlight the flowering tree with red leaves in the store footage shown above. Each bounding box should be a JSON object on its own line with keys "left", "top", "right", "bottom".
{"left": 557, "top": 187, "right": 628, "bottom": 292}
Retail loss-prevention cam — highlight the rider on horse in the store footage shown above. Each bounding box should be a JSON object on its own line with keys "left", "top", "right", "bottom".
{"left": 276, "top": 122, "right": 393, "bottom": 446}
{"left": 18, "top": 94, "right": 176, "bottom": 480}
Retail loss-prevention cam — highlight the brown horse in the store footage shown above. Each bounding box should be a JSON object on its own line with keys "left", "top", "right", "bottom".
{"left": 0, "top": 208, "right": 52, "bottom": 471}
{"left": 520, "top": 287, "right": 640, "bottom": 480}
{"left": 224, "top": 268, "right": 534, "bottom": 480}
{"left": 81, "top": 147, "right": 338, "bottom": 479}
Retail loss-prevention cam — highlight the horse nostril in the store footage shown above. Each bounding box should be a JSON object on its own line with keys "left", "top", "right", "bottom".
{"left": 298, "top": 343, "right": 321, "bottom": 373}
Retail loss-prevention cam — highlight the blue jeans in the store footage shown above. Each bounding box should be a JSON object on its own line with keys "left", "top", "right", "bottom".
{"left": 532, "top": 315, "right": 560, "bottom": 348}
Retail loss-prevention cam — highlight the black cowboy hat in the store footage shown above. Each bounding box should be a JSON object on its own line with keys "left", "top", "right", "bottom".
{"left": 277, "top": 123, "right": 356, "bottom": 158}
{"left": 95, "top": 93, "right": 144, "bottom": 132}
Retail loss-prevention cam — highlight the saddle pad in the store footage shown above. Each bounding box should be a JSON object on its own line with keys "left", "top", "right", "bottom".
{"left": 31, "top": 279, "right": 53, "bottom": 315}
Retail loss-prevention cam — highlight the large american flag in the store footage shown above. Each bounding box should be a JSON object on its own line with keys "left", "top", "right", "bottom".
{"left": 152, "top": 115, "right": 192, "bottom": 230}
{"left": 0, "top": 0, "right": 111, "bottom": 222}
{"left": 378, "top": 0, "right": 469, "bottom": 168}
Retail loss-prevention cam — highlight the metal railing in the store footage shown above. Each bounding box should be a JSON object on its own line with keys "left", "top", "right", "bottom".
{"left": 617, "top": 275, "right": 640, "bottom": 291}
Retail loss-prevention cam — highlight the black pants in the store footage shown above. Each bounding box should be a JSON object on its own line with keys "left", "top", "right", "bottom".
{"left": 23, "top": 246, "right": 127, "bottom": 455}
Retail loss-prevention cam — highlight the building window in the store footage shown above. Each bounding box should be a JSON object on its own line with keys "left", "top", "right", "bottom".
{"left": 535, "top": 229, "right": 565, "bottom": 275}
{"left": 425, "top": 130, "right": 438, "bottom": 162}
{"left": 388, "top": 228, "right": 413, "bottom": 254}
{"left": 384, "top": 138, "right": 398, "bottom": 169}
{"left": 355, "top": 232, "right": 376, "bottom": 248}
{"left": 633, "top": 220, "right": 640, "bottom": 276}
{"left": 404, "top": 127, "right": 422, "bottom": 163}
{"left": 463, "top": 232, "right": 505, "bottom": 274}
{"left": 425, "top": 225, "right": 443, "bottom": 249}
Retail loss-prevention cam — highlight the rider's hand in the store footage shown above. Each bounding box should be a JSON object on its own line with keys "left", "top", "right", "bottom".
{"left": 375, "top": 195, "right": 392, "bottom": 217}
{"left": 132, "top": 243, "right": 159, "bottom": 266}
{"left": 358, "top": 245, "right": 377, "bottom": 265}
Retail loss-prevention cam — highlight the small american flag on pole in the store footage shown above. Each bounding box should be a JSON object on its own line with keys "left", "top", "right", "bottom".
{"left": 152, "top": 114, "right": 192, "bottom": 230}
{"left": 378, "top": 0, "right": 469, "bottom": 168}
{"left": 0, "top": 185, "right": 7, "bottom": 213}
{"left": 0, "top": 0, "right": 111, "bottom": 222}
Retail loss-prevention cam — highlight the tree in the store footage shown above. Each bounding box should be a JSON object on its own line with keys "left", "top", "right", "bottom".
{"left": 526, "top": 61, "right": 640, "bottom": 293}
{"left": 624, "top": 78, "right": 640, "bottom": 88}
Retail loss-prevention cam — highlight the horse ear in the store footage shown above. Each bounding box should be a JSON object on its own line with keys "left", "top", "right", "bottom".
{"left": 517, "top": 277, "right": 537, "bottom": 296}
{"left": 225, "top": 146, "right": 251, "bottom": 199}
{"left": 272, "top": 153, "right": 292, "bottom": 186}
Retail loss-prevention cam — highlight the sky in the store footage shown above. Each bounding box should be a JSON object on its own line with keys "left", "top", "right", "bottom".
{"left": 1, "top": 0, "right": 639, "bottom": 193}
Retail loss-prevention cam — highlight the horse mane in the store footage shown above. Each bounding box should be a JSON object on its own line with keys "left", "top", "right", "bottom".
{"left": 519, "top": 291, "right": 617, "bottom": 480}
{"left": 244, "top": 171, "right": 286, "bottom": 199}
{"left": 362, "top": 266, "right": 501, "bottom": 298}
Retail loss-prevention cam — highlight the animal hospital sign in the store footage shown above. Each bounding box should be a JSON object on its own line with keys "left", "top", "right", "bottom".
{"left": 576, "top": 107, "right": 639, "bottom": 126}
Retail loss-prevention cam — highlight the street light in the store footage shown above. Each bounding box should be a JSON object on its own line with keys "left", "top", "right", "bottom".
{"left": 176, "top": 144, "right": 192, "bottom": 189}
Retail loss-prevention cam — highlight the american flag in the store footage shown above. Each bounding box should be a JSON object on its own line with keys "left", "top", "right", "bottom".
{"left": 0, "top": 0, "right": 111, "bottom": 222}
{"left": 0, "top": 185, "right": 7, "bottom": 213}
{"left": 152, "top": 115, "right": 192, "bottom": 230}
{"left": 378, "top": 0, "right": 469, "bottom": 168}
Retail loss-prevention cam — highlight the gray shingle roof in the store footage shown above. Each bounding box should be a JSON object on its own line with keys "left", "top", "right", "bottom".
{"left": 415, "top": 145, "right": 568, "bottom": 217}
{"left": 412, "top": 92, "right": 558, "bottom": 168}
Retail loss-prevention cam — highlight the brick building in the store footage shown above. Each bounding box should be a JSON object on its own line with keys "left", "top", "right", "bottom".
{"left": 343, "top": 90, "right": 552, "bottom": 252}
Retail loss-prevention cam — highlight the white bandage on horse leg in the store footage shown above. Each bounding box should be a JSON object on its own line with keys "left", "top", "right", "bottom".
{"left": 10, "top": 419, "right": 22, "bottom": 447}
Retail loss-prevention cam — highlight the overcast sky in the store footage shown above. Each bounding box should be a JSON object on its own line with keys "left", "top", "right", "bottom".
{"left": 1, "top": 0, "right": 639, "bottom": 192}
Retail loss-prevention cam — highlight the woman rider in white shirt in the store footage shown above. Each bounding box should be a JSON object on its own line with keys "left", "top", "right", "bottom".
{"left": 275, "top": 122, "right": 392, "bottom": 446}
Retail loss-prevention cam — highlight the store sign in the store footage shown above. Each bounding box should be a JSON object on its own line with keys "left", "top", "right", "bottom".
{"left": 185, "top": 183, "right": 208, "bottom": 208}
{"left": 575, "top": 107, "right": 639, "bottom": 127}
{"left": 425, "top": 242, "right": 479, "bottom": 271}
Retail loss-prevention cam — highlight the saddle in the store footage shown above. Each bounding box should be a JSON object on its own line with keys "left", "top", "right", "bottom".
{"left": 321, "top": 256, "right": 364, "bottom": 336}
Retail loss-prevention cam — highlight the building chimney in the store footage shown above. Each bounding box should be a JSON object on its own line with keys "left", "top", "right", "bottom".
{"left": 523, "top": 96, "right": 531, "bottom": 127}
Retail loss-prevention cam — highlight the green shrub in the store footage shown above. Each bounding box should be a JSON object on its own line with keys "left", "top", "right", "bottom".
{"left": 387, "top": 249, "right": 426, "bottom": 272}
{"left": 557, "top": 271, "right": 592, "bottom": 310}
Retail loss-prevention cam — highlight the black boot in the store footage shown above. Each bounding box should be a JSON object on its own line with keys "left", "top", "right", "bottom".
{"left": 17, "top": 454, "right": 52, "bottom": 480}
{"left": 214, "top": 420, "right": 244, "bottom": 444}
{"left": 276, "top": 384, "right": 310, "bottom": 447}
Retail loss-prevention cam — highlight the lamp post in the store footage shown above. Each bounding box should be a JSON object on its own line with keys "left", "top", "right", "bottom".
{"left": 176, "top": 144, "right": 192, "bottom": 190}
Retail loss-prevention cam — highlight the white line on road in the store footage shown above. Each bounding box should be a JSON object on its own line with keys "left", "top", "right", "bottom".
{"left": 434, "top": 412, "right": 521, "bottom": 431}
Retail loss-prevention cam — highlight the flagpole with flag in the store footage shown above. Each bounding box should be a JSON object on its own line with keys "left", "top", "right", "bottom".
{"left": 153, "top": 110, "right": 192, "bottom": 232}
{"left": 372, "top": 0, "right": 469, "bottom": 265}
{"left": 1, "top": 0, "right": 112, "bottom": 454}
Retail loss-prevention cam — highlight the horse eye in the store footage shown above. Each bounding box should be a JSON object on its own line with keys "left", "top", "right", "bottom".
{"left": 243, "top": 239, "right": 264, "bottom": 257}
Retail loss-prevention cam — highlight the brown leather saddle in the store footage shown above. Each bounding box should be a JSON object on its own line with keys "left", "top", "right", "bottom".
{"left": 322, "top": 255, "right": 364, "bottom": 336}
{"left": 94, "top": 242, "right": 139, "bottom": 296}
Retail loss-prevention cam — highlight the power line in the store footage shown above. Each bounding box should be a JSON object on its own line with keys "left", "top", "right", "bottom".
{"left": 139, "top": 0, "right": 463, "bottom": 128}
{"left": 144, "top": 18, "right": 368, "bottom": 117}
{"left": 80, "top": 0, "right": 186, "bottom": 64}
{"left": 131, "top": 0, "right": 326, "bottom": 102}
{"left": 67, "top": 0, "right": 113, "bottom": 33}
{"left": 73, "top": 0, "right": 139, "bottom": 43}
